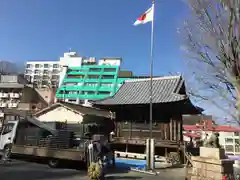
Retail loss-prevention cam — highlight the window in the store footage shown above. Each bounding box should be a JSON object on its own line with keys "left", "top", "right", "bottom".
{"left": 33, "top": 80, "right": 40, "bottom": 85}
{"left": 88, "top": 75, "right": 99, "bottom": 79}
{"left": 34, "top": 70, "right": 40, "bottom": 74}
{"left": 43, "top": 75, "right": 50, "bottom": 79}
{"left": 235, "top": 139, "right": 240, "bottom": 145}
{"left": 1, "top": 123, "right": 15, "bottom": 135}
{"left": 103, "top": 68, "right": 116, "bottom": 72}
{"left": 225, "top": 138, "right": 233, "bottom": 144}
{"left": 44, "top": 64, "right": 49, "bottom": 68}
{"left": 236, "top": 145, "right": 240, "bottom": 152}
{"left": 52, "top": 75, "right": 59, "bottom": 80}
{"left": 65, "top": 83, "right": 77, "bottom": 86}
{"left": 42, "top": 81, "right": 49, "bottom": 86}
{"left": 98, "top": 91, "right": 110, "bottom": 95}
{"left": 85, "top": 83, "right": 97, "bottom": 86}
{"left": 52, "top": 69, "right": 59, "bottom": 74}
{"left": 51, "top": 81, "right": 57, "bottom": 86}
{"left": 225, "top": 145, "right": 234, "bottom": 152}
{"left": 234, "top": 132, "right": 239, "bottom": 136}
{"left": 26, "top": 64, "right": 31, "bottom": 68}
{"left": 86, "top": 91, "right": 95, "bottom": 95}
{"left": 25, "top": 70, "right": 32, "bottom": 74}
{"left": 53, "top": 64, "right": 59, "bottom": 68}
{"left": 33, "top": 75, "right": 41, "bottom": 80}
{"left": 35, "top": 64, "right": 40, "bottom": 68}
{"left": 68, "top": 91, "right": 78, "bottom": 94}
{"left": 100, "top": 83, "right": 112, "bottom": 87}
{"left": 67, "top": 75, "right": 84, "bottom": 79}
{"left": 71, "top": 69, "right": 88, "bottom": 73}
{"left": 102, "top": 75, "right": 114, "bottom": 79}
{"left": 43, "top": 70, "right": 49, "bottom": 74}
{"left": 59, "top": 90, "right": 65, "bottom": 94}
{"left": 89, "top": 68, "right": 101, "bottom": 72}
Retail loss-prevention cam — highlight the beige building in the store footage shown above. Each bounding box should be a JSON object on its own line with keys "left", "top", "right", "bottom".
{"left": 33, "top": 102, "right": 115, "bottom": 124}
{"left": 0, "top": 75, "right": 52, "bottom": 126}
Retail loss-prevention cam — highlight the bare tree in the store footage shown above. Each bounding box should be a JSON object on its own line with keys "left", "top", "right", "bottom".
{"left": 180, "top": 0, "right": 240, "bottom": 124}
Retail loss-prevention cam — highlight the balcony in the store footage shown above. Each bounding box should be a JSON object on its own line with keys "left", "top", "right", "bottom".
{"left": 52, "top": 70, "right": 59, "bottom": 74}
{"left": 43, "top": 71, "right": 50, "bottom": 75}
{"left": 0, "top": 103, "right": 7, "bottom": 107}
{"left": 0, "top": 93, "right": 8, "bottom": 98}
{"left": 34, "top": 70, "right": 41, "bottom": 74}
{"left": 9, "top": 93, "right": 20, "bottom": 98}
{"left": 8, "top": 103, "right": 18, "bottom": 108}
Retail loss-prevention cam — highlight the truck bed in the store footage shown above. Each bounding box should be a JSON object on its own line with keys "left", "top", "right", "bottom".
{"left": 12, "top": 145, "right": 86, "bottom": 161}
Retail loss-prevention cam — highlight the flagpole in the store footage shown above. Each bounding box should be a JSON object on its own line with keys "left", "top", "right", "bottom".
{"left": 149, "top": 0, "right": 155, "bottom": 139}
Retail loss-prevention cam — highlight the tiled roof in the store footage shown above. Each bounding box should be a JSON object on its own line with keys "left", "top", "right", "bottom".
{"left": 183, "top": 125, "right": 202, "bottom": 131}
{"left": 183, "top": 124, "right": 240, "bottom": 132}
{"left": 214, "top": 126, "right": 240, "bottom": 132}
{"left": 95, "top": 75, "right": 188, "bottom": 105}
{"left": 34, "top": 102, "right": 114, "bottom": 119}
{"left": 183, "top": 133, "right": 201, "bottom": 138}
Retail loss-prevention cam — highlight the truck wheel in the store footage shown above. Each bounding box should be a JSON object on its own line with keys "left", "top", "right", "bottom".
{"left": 3, "top": 145, "right": 12, "bottom": 159}
{"left": 48, "top": 159, "right": 59, "bottom": 168}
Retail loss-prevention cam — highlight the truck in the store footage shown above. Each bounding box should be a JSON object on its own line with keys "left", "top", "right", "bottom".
{"left": 0, "top": 112, "right": 115, "bottom": 168}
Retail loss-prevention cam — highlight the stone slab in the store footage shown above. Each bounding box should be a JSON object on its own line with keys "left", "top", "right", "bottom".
{"left": 192, "top": 156, "right": 234, "bottom": 165}
{"left": 200, "top": 147, "right": 226, "bottom": 160}
{"left": 192, "top": 161, "right": 233, "bottom": 173}
{"left": 189, "top": 174, "right": 224, "bottom": 180}
{"left": 191, "top": 167, "right": 227, "bottom": 180}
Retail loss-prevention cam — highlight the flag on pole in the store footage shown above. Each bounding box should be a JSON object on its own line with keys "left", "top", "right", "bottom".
{"left": 133, "top": 4, "right": 154, "bottom": 26}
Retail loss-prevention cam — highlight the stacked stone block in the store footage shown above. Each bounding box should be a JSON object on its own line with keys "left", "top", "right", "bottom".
{"left": 189, "top": 147, "right": 234, "bottom": 180}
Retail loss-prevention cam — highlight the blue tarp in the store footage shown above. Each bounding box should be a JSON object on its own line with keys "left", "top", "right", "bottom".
{"left": 115, "top": 158, "right": 146, "bottom": 169}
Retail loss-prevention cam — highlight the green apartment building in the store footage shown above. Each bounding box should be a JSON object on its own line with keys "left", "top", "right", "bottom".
{"left": 56, "top": 58, "right": 132, "bottom": 103}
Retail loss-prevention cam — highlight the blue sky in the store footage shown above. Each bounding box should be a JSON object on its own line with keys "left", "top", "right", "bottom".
{"left": 0, "top": 0, "right": 232, "bottom": 121}
{"left": 0, "top": 0, "right": 187, "bottom": 75}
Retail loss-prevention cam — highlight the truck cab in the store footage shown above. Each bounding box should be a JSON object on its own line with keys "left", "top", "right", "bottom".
{"left": 0, "top": 120, "right": 19, "bottom": 157}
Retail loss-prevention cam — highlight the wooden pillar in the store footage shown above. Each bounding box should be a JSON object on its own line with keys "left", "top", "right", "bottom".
{"left": 165, "top": 147, "right": 168, "bottom": 158}
{"left": 165, "top": 124, "right": 168, "bottom": 140}
{"left": 170, "top": 119, "right": 173, "bottom": 141}
{"left": 173, "top": 119, "right": 176, "bottom": 141}
{"left": 175, "top": 119, "right": 178, "bottom": 141}
{"left": 180, "top": 116, "right": 183, "bottom": 142}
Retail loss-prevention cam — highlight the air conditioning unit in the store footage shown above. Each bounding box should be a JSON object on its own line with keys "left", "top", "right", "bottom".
{"left": 8, "top": 103, "right": 12, "bottom": 108}
{"left": 2, "top": 93, "right": 8, "bottom": 98}
{"left": 14, "top": 93, "right": 20, "bottom": 98}
{"left": 12, "top": 103, "right": 18, "bottom": 108}
{"left": 0, "top": 112, "right": 4, "bottom": 117}
{"left": 8, "top": 103, "right": 17, "bottom": 108}
{"left": 0, "top": 103, "right": 7, "bottom": 107}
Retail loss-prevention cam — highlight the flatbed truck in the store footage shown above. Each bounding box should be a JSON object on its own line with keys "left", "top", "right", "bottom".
{"left": 0, "top": 116, "right": 114, "bottom": 168}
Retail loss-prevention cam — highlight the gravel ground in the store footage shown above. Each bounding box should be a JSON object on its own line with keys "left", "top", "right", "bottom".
{"left": 0, "top": 159, "right": 186, "bottom": 180}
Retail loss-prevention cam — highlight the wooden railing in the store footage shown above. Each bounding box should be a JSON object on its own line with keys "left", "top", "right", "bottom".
{"left": 115, "top": 120, "right": 182, "bottom": 142}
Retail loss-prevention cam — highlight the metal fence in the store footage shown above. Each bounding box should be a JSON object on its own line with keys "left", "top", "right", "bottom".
{"left": 15, "top": 123, "right": 90, "bottom": 149}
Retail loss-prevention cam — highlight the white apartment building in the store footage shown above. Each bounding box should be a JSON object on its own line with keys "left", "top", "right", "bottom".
{"left": 24, "top": 51, "right": 84, "bottom": 88}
